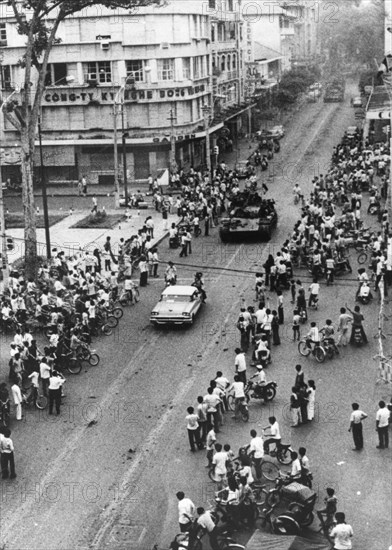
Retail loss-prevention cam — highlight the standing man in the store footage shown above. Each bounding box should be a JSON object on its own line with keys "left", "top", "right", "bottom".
{"left": 176, "top": 491, "right": 195, "bottom": 533}
{"left": 0, "top": 428, "right": 16, "bottom": 479}
{"left": 376, "top": 400, "right": 390, "bottom": 449}
{"left": 234, "top": 348, "right": 247, "bottom": 384}
{"left": 330, "top": 512, "right": 353, "bottom": 550}
{"left": 290, "top": 386, "right": 301, "bottom": 427}
{"left": 249, "top": 429, "right": 264, "bottom": 481}
{"left": 348, "top": 403, "right": 367, "bottom": 451}
{"left": 48, "top": 371, "right": 64, "bottom": 415}
{"left": 11, "top": 382, "right": 23, "bottom": 421}
{"left": 82, "top": 175, "right": 87, "bottom": 196}
{"left": 185, "top": 406, "right": 201, "bottom": 452}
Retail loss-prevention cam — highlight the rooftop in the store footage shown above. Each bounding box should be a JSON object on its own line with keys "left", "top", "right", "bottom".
{"left": 253, "top": 42, "right": 283, "bottom": 62}
{"left": 367, "top": 85, "right": 391, "bottom": 112}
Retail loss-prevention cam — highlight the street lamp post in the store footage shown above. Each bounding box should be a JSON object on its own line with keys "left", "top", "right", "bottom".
{"left": 121, "top": 105, "right": 128, "bottom": 206}
{"left": 202, "top": 104, "right": 212, "bottom": 182}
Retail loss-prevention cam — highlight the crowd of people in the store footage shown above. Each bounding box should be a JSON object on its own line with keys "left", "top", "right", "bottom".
{"left": 173, "top": 128, "right": 391, "bottom": 550}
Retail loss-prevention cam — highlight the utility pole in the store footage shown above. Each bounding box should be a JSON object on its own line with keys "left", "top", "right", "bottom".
{"left": 113, "top": 102, "right": 120, "bottom": 208}
{"left": 121, "top": 105, "right": 128, "bottom": 206}
{"left": 38, "top": 114, "right": 51, "bottom": 259}
{"left": 168, "top": 108, "right": 177, "bottom": 173}
{"left": 0, "top": 178, "right": 9, "bottom": 288}
{"left": 202, "top": 105, "right": 211, "bottom": 183}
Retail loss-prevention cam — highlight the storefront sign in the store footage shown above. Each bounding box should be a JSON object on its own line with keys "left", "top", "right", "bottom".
{"left": 43, "top": 84, "right": 207, "bottom": 105}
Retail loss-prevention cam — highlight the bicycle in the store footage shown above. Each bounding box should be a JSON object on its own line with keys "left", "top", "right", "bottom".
{"left": 76, "top": 344, "right": 100, "bottom": 366}
{"left": 318, "top": 512, "right": 336, "bottom": 541}
{"left": 298, "top": 338, "right": 326, "bottom": 363}
{"left": 22, "top": 384, "right": 48, "bottom": 410}
{"left": 356, "top": 243, "right": 373, "bottom": 265}
{"left": 227, "top": 395, "right": 249, "bottom": 422}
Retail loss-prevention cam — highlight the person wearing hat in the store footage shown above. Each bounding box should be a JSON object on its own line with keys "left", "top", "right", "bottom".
{"left": 48, "top": 370, "right": 65, "bottom": 416}
{"left": 165, "top": 261, "right": 177, "bottom": 285}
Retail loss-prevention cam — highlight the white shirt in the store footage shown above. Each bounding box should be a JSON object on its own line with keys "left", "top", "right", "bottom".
{"left": 350, "top": 410, "right": 366, "bottom": 424}
{"left": 213, "top": 451, "right": 228, "bottom": 475}
{"left": 11, "top": 384, "right": 22, "bottom": 405}
{"left": 197, "top": 510, "right": 215, "bottom": 533}
{"left": 235, "top": 353, "right": 246, "bottom": 372}
{"left": 330, "top": 523, "right": 353, "bottom": 550}
{"left": 48, "top": 376, "right": 64, "bottom": 390}
{"left": 178, "top": 498, "right": 195, "bottom": 525}
{"left": 230, "top": 381, "right": 245, "bottom": 399}
{"left": 291, "top": 458, "right": 301, "bottom": 477}
{"left": 249, "top": 436, "right": 264, "bottom": 459}
{"left": 268, "top": 421, "right": 281, "bottom": 440}
{"left": 376, "top": 407, "right": 390, "bottom": 428}
{"left": 28, "top": 371, "right": 40, "bottom": 388}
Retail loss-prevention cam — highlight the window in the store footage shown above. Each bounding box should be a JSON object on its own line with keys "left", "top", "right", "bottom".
{"left": 86, "top": 61, "right": 112, "bottom": 83}
{"left": 45, "top": 63, "right": 68, "bottom": 86}
{"left": 193, "top": 56, "right": 200, "bottom": 79}
{"left": 228, "top": 0, "right": 234, "bottom": 10}
{"left": 232, "top": 53, "right": 237, "bottom": 69}
{"left": 126, "top": 60, "right": 145, "bottom": 82}
{"left": 227, "top": 54, "right": 231, "bottom": 71}
{"left": 211, "top": 23, "right": 215, "bottom": 42}
{"left": 0, "top": 23, "right": 7, "bottom": 45}
{"left": 0, "top": 65, "right": 11, "bottom": 90}
{"left": 209, "top": 0, "right": 216, "bottom": 8}
{"left": 157, "top": 58, "right": 174, "bottom": 81}
{"left": 221, "top": 55, "right": 226, "bottom": 72}
{"left": 182, "top": 58, "right": 191, "bottom": 80}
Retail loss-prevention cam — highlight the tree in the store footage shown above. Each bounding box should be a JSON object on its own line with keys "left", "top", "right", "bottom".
{"left": 0, "top": 0, "right": 163, "bottom": 278}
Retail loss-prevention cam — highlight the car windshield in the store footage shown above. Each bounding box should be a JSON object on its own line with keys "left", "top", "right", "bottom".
{"left": 161, "top": 295, "right": 192, "bottom": 303}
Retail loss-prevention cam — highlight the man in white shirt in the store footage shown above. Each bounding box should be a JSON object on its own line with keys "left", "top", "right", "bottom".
{"left": 376, "top": 400, "right": 390, "bottom": 449}
{"left": 249, "top": 429, "right": 264, "bottom": 480}
{"left": 212, "top": 443, "right": 228, "bottom": 490}
{"left": 263, "top": 416, "right": 281, "bottom": 454}
{"left": 330, "top": 512, "right": 353, "bottom": 550}
{"left": 11, "top": 383, "right": 23, "bottom": 421}
{"left": 48, "top": 371, "right": 64, "bottom": 415}
{"left": 234, "top": 348, "right": 247, "bottom": 384}
{"left": 196, "top": 507, "right": 219, "bottom": 550}
{"left": 176, "top": 491, "right": 195, "bottom": 533}
{"left": 228, "top": 375, "right": 245, "bottom": 421}
{"left": 349, "top": 402, "right": 367, "bottom": 451}
{"left": 308, "top": 280, "right": 320, "bottom": 307}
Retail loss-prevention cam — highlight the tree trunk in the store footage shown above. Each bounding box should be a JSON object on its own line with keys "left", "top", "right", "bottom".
{"left": 20, "top": 129, "right": 37, "bottom": 279}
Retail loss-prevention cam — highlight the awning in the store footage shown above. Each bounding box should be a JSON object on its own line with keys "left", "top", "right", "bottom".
{"left": 34, "top": 145, "right": 75, "bottom": 166}
{"left": 246, "top": 529, "right": 331, "bottom": 550}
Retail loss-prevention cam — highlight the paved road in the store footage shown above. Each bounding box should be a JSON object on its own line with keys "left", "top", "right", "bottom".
{"left": 0, "top": 82, "right": 390, "bottom": 550}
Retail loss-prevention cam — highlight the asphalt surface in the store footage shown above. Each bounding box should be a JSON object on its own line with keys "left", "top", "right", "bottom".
{"left": 0, "top": 81, "right": 391, "bottom": 550}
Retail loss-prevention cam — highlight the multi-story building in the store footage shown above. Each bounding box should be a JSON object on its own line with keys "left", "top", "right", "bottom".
{"left": 0, "top": 0, "right": 251, "bottom": 186}
{"left": 280, "top": 1, "right": 319, "bottom": 68}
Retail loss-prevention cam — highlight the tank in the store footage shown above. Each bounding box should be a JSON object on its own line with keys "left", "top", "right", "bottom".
{"left": 219, "top": 191, "right": 278, "bottom": 242}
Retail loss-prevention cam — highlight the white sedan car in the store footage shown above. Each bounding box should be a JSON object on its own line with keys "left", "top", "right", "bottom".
{"left": 150, "top": 285, "right": 203, "bottom": 326}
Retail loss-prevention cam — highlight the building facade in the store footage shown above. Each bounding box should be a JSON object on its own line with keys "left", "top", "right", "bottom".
{"left": 0, "top": 0, "right": 251, "bottom": 186}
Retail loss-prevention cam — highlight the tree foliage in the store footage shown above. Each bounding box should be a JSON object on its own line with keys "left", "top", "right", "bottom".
{"left": 0, "top": 0, "right": 164, "bottom": 277}
{"left": 319, "top": 0, "right": 384, "bottom": 70}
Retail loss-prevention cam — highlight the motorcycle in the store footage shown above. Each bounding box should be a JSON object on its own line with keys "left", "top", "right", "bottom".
{"left": 259, "top": 503, "right": 301, "bottom": 536}
{"left": 245, "top": 379, "right": 277, "bottom": 403}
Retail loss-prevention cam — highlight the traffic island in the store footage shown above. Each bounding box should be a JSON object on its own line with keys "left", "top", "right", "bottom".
{"left": 5, "top": 213, "right": 69, "bottom": 228}
{"left": 71, "top": 211, "right": 125, "bottom": 229}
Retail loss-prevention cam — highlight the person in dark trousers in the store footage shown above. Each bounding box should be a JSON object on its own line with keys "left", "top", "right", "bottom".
{"left": 294, "top": 364, "right": 305, "bottom": 389}
{"left": 271, "top": 309, "right": 280, "bottom": 345}
{"left": 0, "top": 428, "right": 16, "bottom": 479}
{"left": 348, "top": 402, "right": 367, "bottom": 450}
{"left": 204, "top": 214, "right": 210, "bottom": 236}
{"left": 376, "top": 400, "right": 390, "bottom": 449}
{"left": 48, "top": 371, "right": 64, "bottom": 415}
{"left": 195, "top": 507, "right": 220, "bottom": 550}
{"left": 185, "top": 406, "right": 201, "bottom": 452}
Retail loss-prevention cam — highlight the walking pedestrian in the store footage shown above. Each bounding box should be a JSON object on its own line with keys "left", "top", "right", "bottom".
{"left": 0, "top": 428, "right": 16, "bottom": 479}
{"left": 48, "top": 370, "right": 64, "bottom": 415}
{"left": 211, "top": 443, "right": 228, "bottom": 491}
{"left": 292, "top": 309, "right": 301, "bottom": 341}
{"left": 307, "top": 380, "right": 316, "bottom": 421}
{"left": 229, "top": 375, "right": 245, "bottom": 421}
{"left": 330, "top": 512, "right": 353, "bottom": 550}
{"left": 179, "top": 230, "right": 187, "bottom": 258}
{"left": 376, "top": 400, "right": 390, "bottom": 449}
{"left": 82, "top": 176, "right": 87, "bottom": 196}
{"left": 290, "top": 386, "right": 301, "bottom": 427}
{"left": 176, "top": 491, "right": 195, "bottom": 533}
{"left": 39, "top": 357, "right": 51, "bottom": 397}
{"left": 234, "top": 348, "right": 247, "bottom": 384}
{"left": 77, "top": 179, "right": 83, "bottom": 196}
{"left": 348, "top": 403, "right": 367, "bottom": 451}
{"left": 196, "top": 396, "right": 208, "bottom": 445}
{"left": 11, "top": 382, "right": 22, "bottom": 421}
{"left": 203, "top": 387, "right": 221, "bottom": 432}
{"left": 294, "top": 364, "right": 305, "bottom": 389}
{"left": 298, "top": 383, "right": 309, "bottom": 423}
